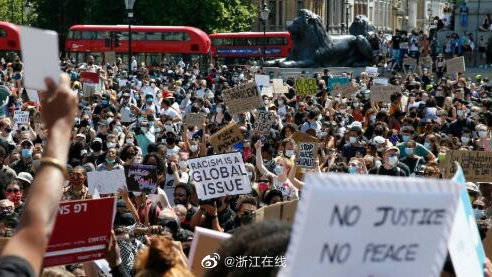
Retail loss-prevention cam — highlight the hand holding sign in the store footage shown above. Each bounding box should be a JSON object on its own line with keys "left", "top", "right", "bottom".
{"left": 20, "top": 27, "right": 60, "bottom": 90}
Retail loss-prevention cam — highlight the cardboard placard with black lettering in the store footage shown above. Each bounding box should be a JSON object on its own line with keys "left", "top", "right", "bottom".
{"left": 188, "top": 152, "right": 252, "bottom": 200}
{"left": 253, "top": 111, "right": 276, "bottom": 137}
{"left": 441, "top": 150, "right": 492, "bottom": 182}
{"left": 403, "top": 57, "right": 417, "bottom": 66}
{"left": 223, "top": 82, "right": 263, "bottom": 114}
{"left": 332, "top": 83, "right": 358, "bottom": 98}
{"left": 292, "top": 132, "right": 318, "bottom": 169}
{"left": 446, "top": 56, "right": 466, "bottom": 74}
{"left": 184, "top": 113, "right": 206, "bottom": 126}
{"left": 125, "top": 164, "right": 158, "bottom": 194}
{"left": 294, "top": 78, "right": 317, "bottom": 95}
{"left": 210, "top": 122, "right": 244, "bottom": 153}
{"left": 280, "top": 173, "right": 460, "bottom": 277}
{"left": 254, "top": 199, "right": 298, "bottom": 224}
{"left": 370, "top": 84, "right": 400, "bottom": 103}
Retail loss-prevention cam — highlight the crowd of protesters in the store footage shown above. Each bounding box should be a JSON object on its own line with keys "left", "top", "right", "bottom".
{"left": 0, "top": 50, "right": 490, "bottom": 277}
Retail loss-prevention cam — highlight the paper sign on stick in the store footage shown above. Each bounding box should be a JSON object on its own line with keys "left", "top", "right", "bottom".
{"left": 188, "top": 227, "right": 231, "bottom": 276}
{"left": 20, "top": 27, "right": 60, "bottom": 90}
{"left": 280, "top": 173, "right": 460, "bottom": 277}
{"left": 255, "top": 74, "right": 270, "bottom": 90}
{"left": 448, "top": 164, "right": 485, "bottom": 277}
{"left": 446, "top": 56, "right": 466, "bottom": 74}
{"left": 272, "top": 79, "right": 289, "bottom": 94}
{"left": 188, "top": 152, "right": 252, "bottom": 200}
{"left": 87, "top": 169, "right": 126, "bottom": 195}
{"left": 13, "top": 110, "right": 29, "bottom": 126}
{"left": 43, "top": 198, "right": 116, "bottom": 267}
{"left": 441, "top": 150, "right": 492, "bottom": 182}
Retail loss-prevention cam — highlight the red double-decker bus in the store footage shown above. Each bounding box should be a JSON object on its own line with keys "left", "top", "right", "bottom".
{"left": 0, "top": 21, "right": 21, "bottom": 61}
{"left": 66, "top": 25, "right": 211, "bottom": 67}
{"left": 209, "top": 32, "right": 292, "bottom": 62}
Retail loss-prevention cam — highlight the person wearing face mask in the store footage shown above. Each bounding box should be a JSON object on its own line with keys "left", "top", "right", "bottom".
{"left": 341, "top": 125, "right": 366, "bottom": 162}
{"left": 300, "top": 110, "right": 322, "bottom": 134}
{"left": 96, "top": 147, "right": 123, "bottom": 171}
{"left": 399, "top": 140, "right": 426, "bottom": 176}
{"left": 0, "top": 120, "right": 13, "bottom": 144}
{"left": 461, "top": 131, "right": 472, "bottom": 147}
{"left": 397, "top": 129, "right": 435, "bottom": 161}
{"left": 255, "top": 140, "right": 298, "bottom": 200}
{"left": 348, "top": 158, "right": 368, "bottom": 174}
{"left": 62, "top": 166, "right": 92, "bottom": 201}
{"left": 475, "top": 124, "right": 491, "bottom": 151}
{"left": 3, "top": 181, "right": 24, "bottom": 214}
{"left": 141, "top": 94, "right": 159, "bottom": 116}
{"left": 11, "top": 140, "right": 34, "bottom": 175}
{"left": 369, "top": 147, "right": 406, "bottom": 176}
{"left": 281, "top": 138, "right": 296, "bottom": 161}
{"left": 165, "top": 135, "right": 181, "bottom": 157}
{"left": 445, "top": 101, "right": 476, "bottom": 137}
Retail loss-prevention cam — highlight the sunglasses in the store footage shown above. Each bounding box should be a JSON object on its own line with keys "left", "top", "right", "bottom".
{"left": 6, "top": 188, "right": 20, "bottom": 193}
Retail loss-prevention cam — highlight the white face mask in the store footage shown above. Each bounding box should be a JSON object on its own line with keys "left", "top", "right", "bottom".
{"left": 374, "top": 160, "right": 382, "bottom": 168}
{"left": 126, "top": 138, "right": 134, "bottom": 144}
{"left": 274, "top": 165, "right": 284, "bottom": 175}
{"left": 478, "top": 131, "right": 488, "bottom": 138}
{"left": 388, "top": 156, "right": 399, "bottom": 167}
{"left": 178, "top": 160, "right": 188, "bottom": 169}
{"left": 349, "top": 136, "right": 357, "bottom": 144}
{"left": 285, "top": 150, "right": 295, "bottom": 158}
{"left": 461, "top": 136, "right": 470, "bottom": 144}
{"left": 216, "top": 107, "right": 223, "bottom": 113}
{"left": 107, "top": 142, "right": 116, "bottom": 149}
{"left": 370, "top": 114, "right": 376, "bottom": 122}
{"left": 165, "top": 124, "right": 173, "bottom": 132}
{"left": 190, "top": 144, "right": 198, "bottom": 152}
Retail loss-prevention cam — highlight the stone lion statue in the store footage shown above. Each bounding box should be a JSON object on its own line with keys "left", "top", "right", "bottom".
{"left": 349, "top": 15, "right": 376, "bottom": 37}
{"left": 266, "top": 9, "right": 374, "bottom": 68}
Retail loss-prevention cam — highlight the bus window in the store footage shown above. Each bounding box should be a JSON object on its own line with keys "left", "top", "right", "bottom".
{"left": 146, "top": 32, "right": 161, "bottom": 40}
{"left": 81, "top": 31, "right": 95, "bottom": 40}
{"left": 213, "top": 38, "right": 233, "bottom": 46}
{"left": 132, "top": 32, "right": 146, "bottom": 40}
{"left": 118, "top": 31, "right": 129, "bottom": 40}
{"left": 0, "top": 28, "right": 6, "bottom": 37}
{"left": 96, "top": 31, "right": 110, "bottom": 40}
{"left": 233, "top": 38, "right": 248, "bottom": 46}
{"left": 163, "top": 32, "right": 190, "bottom": 41}
{"left": 268, "top": 37, "right": 287, "bottom": 45}
{"left": 67, "top": 31, "right": 81, "bottom": 39}
{"left": 256, "top": 37, "right": 267, "bottom": 46}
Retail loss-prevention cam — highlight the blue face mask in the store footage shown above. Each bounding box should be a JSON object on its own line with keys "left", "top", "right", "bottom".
{"left": 21, "top": 148, "right": 32, "bottom": 158}
{"left": 405, "top": 147, "right": 414, "bottom": 155}
{"left": 102, "top": 100, "right": 109, "bottom": 105}
{"left": 348, "top": 166, "right": 358, "bottom": 174}
{"left": 474, "top": 209, "right": 486, "bottom": 219}
{"left": 424, "top": 142, "right": 431, "bottom": 149}
{"left": 402, "top": 135, "right": 410, "bottom": 142}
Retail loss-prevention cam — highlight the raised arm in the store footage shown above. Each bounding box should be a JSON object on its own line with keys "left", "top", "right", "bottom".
{"left": 255, "top": 140, "right": 274, "bottom": 178}
{"left": 1, "top": 75, "right": 78, "bottom": 274}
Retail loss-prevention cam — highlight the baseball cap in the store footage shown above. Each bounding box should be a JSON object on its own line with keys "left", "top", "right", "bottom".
{"left": 384, "top": 146, "right": 400, "bottom": 154}
{"left": 20, "top": 140, "right": 33, "bottom": 148}
{"left": 466, "top": 182, "right": 480, "bottom": 193}
{"left": 17, "top": 172, "right": 33, "bottom": 185}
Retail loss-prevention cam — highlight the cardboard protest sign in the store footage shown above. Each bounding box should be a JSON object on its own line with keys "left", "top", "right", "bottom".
{"left": 332, "top": 82, "right": 358, "bottom": 98}
{"left": 292, "top": 132, "right": 318, "bottom": 169}
{"left": 280, "top": 173, "right": 460, "bottom": 277}
{"left": 188, "top": 227, "right": 231, "bottom": 276}
{"left": 209, "top": 122, "right": 244, "bottom": 153}
{"left": 87, "top": 169, "right": 126, "bottom": 195}
{"left": 254, "top": 200, "right": 298, "bottom": 224}
{"left": 184, "top": 113, "right": 206, "bottom": 126}
{"left": 188, "top": 152, "right": 252, "bottom": 200}
{"left": 441, "top": 150, "right": 492, "bottom": 182}
{"left": 403, "top": 57, "right": 417, "bottom": 66}
{"left": 446, "top": 56, "right": 466, "bottom": 74}
{"left": 327, "top": 76, "right": 350, "bottom": 91}
{"left": 272, "top": 78, "right": 289, "bottom": 94}
{"left": 255, "top": 74, "right": 270, "bottom": 90}
{"left": 253, "top": 111, "right": 276, "bottom": 137}
{"left": 43, "top": 198, "right": 116, "bottom": 267}
{"left": 294, "top": 78, "right": 317, "bottom": 95}
{"left": 370, "top": 84, "right": 400, "bottom": 103}
{"left": 223, "top": 82, "right": 263, "bottom": 114}
{"left": 125, "top": 164, "right": 158, "bottom": 194}
{"left": 20, "top": 27, "right": 60, "bottom": 90}
{"left": 365, "top": 66, "right": 378, "bottom": 77}
{"left": 13, "top": 110, "right": 30, "bottom": 126}
{"left": 261, "top": 86, "right": 274, "bottom": 97}
{"left": 448, "top": 165, "right": 485, "bottom": 277}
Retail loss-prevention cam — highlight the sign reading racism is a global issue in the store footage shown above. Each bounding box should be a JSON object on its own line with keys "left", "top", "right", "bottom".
{"left": 188, "top": 152, "right": 252, "bottom": 200}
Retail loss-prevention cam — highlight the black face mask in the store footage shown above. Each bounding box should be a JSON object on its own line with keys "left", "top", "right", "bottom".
{"left": 167, "top": 163, "right": 174, "bottom": 175}
{"left": 240, "top": 211, "right": 255, "bottom": 225}
{"left": 166, "top": 137, "right": 175, "bottom": 146}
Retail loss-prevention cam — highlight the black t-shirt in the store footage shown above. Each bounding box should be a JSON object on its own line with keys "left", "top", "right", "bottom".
{"left": 392, "top": 35, "right": 401, "bottom": 49}
{"left": 0, "top": 256, "right": 35, "bottom": 277}
{"left": 369, "top": 165, "right": 406, "bottom": 176}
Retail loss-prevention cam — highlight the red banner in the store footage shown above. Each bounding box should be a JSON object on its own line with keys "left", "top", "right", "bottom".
{"left": 80, "top": 72, "right": 99, "bottom": 84}
{"left": 43, "top": 197, "right": 115, "bottom": 267}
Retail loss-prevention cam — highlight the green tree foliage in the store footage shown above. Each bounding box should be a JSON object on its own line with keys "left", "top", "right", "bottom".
{"left": 28, "top": 0, "right": 256, "bottom": 34}
{"left": 0, "top": 0, "right": 36, "bottom": 25}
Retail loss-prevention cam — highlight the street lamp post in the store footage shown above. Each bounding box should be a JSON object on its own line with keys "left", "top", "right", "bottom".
{"left": 125, "top": 0, "right": 135, "bottom": 74}
{"left": 345, "top": 0, "right": 350, "bottom": 34}
{"left": 260, "top": 3, "right": 270, "bottom": 64}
